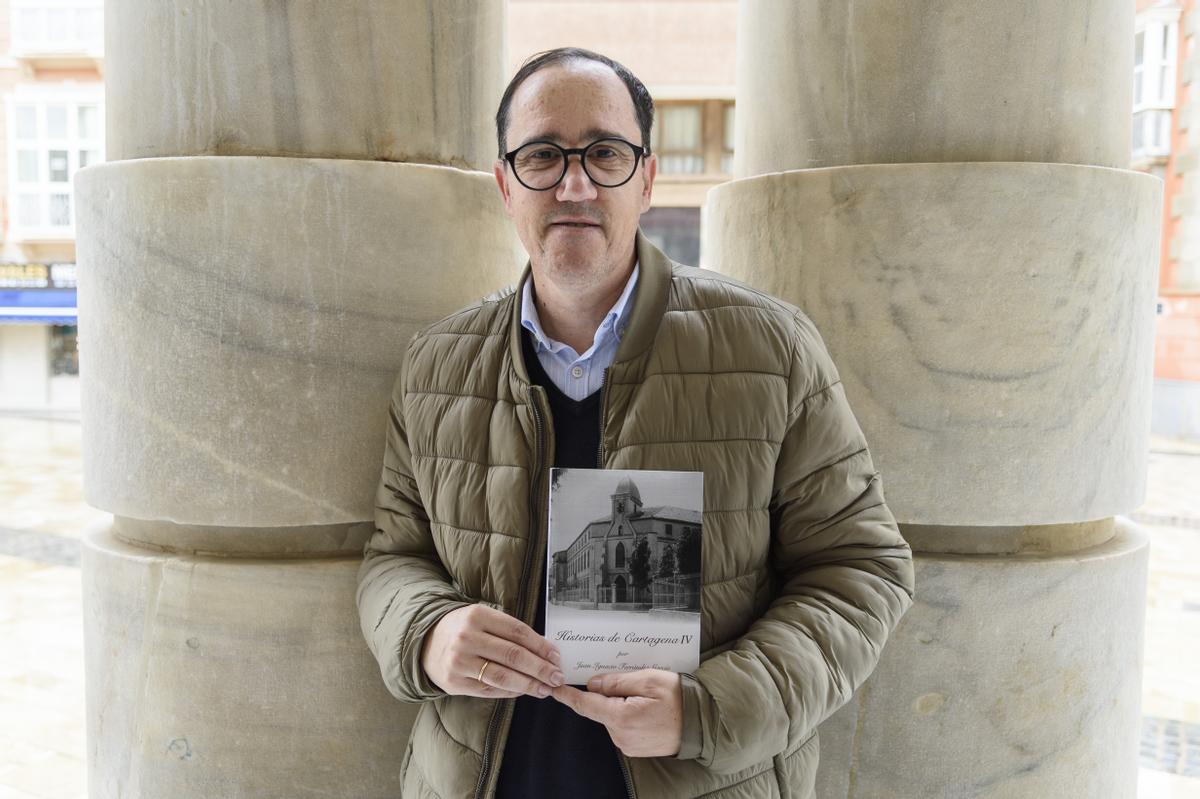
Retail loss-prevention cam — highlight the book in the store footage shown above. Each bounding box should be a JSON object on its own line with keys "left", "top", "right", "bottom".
{"left": 545, "top": 467, "right": 703, "bottom": 685}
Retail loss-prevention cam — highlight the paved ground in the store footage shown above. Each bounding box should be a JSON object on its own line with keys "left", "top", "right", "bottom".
{"left": 0, "top": 413, "right": 1198, "bottom": 797}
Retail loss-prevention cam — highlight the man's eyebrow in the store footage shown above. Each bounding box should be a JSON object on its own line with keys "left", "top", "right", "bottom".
{"left": 515, "top": 127, "right": 630, "bottom": 148}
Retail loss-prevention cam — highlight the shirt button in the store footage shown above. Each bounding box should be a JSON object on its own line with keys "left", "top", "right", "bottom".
{"left": 571, "top": 365, "right": 584, "bottom": 378}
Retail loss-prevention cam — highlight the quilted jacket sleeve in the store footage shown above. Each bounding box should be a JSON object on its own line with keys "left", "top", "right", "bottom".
{"left": 355, "top": 333, "right": 476, "bottom": 704}
{"left": 673, "top": 310, "right": 916, "bottom": 773}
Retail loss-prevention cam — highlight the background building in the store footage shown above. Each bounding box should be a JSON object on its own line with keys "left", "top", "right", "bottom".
{"left": 0, "top": 0, "right": 101, "bottom": 412}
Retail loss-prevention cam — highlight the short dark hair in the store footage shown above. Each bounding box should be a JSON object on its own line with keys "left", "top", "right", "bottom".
{"left": 495, "top": 47, "right": 655, "bottom": 159}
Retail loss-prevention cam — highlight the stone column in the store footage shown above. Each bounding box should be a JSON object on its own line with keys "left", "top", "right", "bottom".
{"left": 704, "top": 2, "right": 1158, "bottom": 795}
{"left": 74, "top": 2, "right": 521, "bottom": 796}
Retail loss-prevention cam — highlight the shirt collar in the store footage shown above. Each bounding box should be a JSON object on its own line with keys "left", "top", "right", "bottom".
{"left": 521, "top": 260, "right": 640, "bottom": 355}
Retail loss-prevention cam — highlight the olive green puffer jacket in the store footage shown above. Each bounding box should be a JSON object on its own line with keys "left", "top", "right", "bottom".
{"left": 356, "top": 229, "right": 915, "bottom": 798}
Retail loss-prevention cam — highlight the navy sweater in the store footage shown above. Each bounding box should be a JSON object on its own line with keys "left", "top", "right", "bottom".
{"left": 494, "top": 330, "right": 629, "bottom": 798}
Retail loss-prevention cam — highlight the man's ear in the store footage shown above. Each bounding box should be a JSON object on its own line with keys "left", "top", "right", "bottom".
{"left": 493, "top": 159, "right": 513, "bottom": 214}
{"left": 639, "top": 152, "right": 657, "bottom": 213}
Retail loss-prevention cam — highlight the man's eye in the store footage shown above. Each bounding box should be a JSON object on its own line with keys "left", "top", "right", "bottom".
{"left": 529, "top": 149, "right": 558, "bottom": 160}
{"left": 590, "top": 147, "right": 617, "bottom": 159}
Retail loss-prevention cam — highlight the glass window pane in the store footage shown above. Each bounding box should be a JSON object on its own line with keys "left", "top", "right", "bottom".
{"left": 17, "top": 9, "right": 41, "bottom": 43}
{"left": 18, "top": 194, "right": 40, "bottom": 226}
{"left": 1162, "top": 24, "right": 1170, "bottom": 60}
{"left": 79, "top": 149, "right": 100, "bottom": 169}
{"left": 1136, "top": 31, "right": 1145, "bottom": 66}
{"left": 1134, "top": 72, "right": 1143, "bottom": 106}
{"left": 15, "top": 106, "right": 37, "bottom": 139}
{"left": 17, "top": 149, "right": 39, "bottom": 182}
{"left": 49, "top": 193, "right": 71, "bottom": 226}
{"left": 46, "top": 105, "right": 67, "bottom": 138}
{"left": 662, "top": 105, "right": 702, "bottom": 150}
{"left": 1161, "top": 65, "right": 1171, "bottom": 101}
{"left": 48, "top": 150, "right": 69, "bottom": 182}
{"left": 723, "top": 104, "right": 735, "bottom": 151}
{"left": 640, "top": 207, "right": 701, "bottom": 266}
{"left": 48, "top": 9, "right": 70, "bottom": 43}
{"left": 77, "top": 105, "right": 98, "bottom": 139}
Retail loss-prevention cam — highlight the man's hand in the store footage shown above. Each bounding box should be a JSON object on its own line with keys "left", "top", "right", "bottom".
{"left": 421, "top": 604, "right": 565, "bottom": 699}
{"left": 550, "top": 669, "right": 684, "bottom": 757}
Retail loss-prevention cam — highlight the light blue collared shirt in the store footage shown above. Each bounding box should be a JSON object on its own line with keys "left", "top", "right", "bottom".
{"left": 520, "top": 261, "right": 639, "bottom": 401}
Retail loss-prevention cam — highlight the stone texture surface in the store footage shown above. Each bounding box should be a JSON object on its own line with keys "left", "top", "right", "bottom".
{"left": 734, "top": 0, "right": 1134, "bottom": 176}
{"left": 75, "top": 156, "right": 524, "bottom": 526}
{"left": 81, "top": 521, "right": 418, "bottom": 799}
{"left": 105, "top": 0, "right": 506, "bottom": 170}
{"left": 702, "top": 162, "right": 1162, "bottom": 526}
{"left": 814, "top": 517, "right": 1149, "bottom": 798}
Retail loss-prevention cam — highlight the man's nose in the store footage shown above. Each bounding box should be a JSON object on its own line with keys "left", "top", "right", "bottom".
{"left": 556, "top": 154, "right": 598, "bottom": 202}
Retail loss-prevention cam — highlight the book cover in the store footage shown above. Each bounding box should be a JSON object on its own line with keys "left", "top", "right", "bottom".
{"left": 545, "top": 467, "right": 703, "bottom": 685}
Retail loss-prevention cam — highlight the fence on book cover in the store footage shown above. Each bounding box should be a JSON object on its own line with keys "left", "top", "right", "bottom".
{"left": 552, "top": 572, "right": 699, "bottom": 609}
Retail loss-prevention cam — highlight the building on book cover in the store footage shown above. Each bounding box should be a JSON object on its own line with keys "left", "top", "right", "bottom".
{"left": 546, "top": 468, "right": 703, "bottom": 683}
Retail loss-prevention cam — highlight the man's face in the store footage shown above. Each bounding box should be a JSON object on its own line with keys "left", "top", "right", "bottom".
{"left": 493, "top": 61, "right": 656, "bottom": 290}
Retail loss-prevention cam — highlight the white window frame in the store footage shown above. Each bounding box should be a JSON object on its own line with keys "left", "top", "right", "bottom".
{"left": 652, "top": 103, "right": 706, "bottom": 176}
{"left": 9, "top": 0, "right": 104, "bottom": 58}
{"left": 1132, "top": 6, "right": 1182, "bottom": 162}
{"left": 6, "top": 83, "right": 104, "bottom": 241}
{"left": 1134, "top": 8, "right": 1181, "bottom": 113}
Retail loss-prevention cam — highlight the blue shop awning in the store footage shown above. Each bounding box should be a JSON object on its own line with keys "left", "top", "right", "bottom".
{"left": 0, "top": 288, "right": 77, "bottom": 325}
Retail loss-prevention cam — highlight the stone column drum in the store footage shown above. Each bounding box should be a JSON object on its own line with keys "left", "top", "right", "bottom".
{"left": 74, "top": 2, "right": 522, "bottom": 797}
{"left": 703, "top": 1, "right": 1159, "bottom": 796}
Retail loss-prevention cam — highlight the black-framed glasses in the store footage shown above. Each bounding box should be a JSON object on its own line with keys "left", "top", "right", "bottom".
{"left": 504, "top": 137, "right": 649, "bottom": 191}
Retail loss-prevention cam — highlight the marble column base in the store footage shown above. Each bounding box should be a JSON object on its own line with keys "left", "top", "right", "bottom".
{"left": 82, "top": 520, "right": 419, "bottom": 799}
{"left": 814, "top": 517, "right": 1149, "bottom": 798}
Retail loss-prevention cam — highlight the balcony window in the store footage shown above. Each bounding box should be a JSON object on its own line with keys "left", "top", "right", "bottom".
{"left": 7, "top": 96, "right": 104, "bottom": 238}
{"left": 654, "top": 104, "right": 705, "bottom": 175}
{"left": 1132, "top": 9, "right": 1180, "bottom": 163}
{"left": 721, "top": 103, "right": 735, "bottom": 174}
{"left": 10, "top": 1, "right": 103, "bottom": 56}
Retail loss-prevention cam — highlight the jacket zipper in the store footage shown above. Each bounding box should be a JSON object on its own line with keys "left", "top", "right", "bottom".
{"left": 597, "top": 366, "right": 638, "bottom": 799}
{"left": 473, "top": 386, "right": 550, "bottom": 799}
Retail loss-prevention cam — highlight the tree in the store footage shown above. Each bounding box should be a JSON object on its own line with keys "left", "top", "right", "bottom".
{"left": 677, "top": 526, "right": 700, "bottom": 575}
{"left": 628, "top": 538, "right": 652, "bottom": 596}
{"left": 657, "top": 543, "right": 676, "bottom": 578}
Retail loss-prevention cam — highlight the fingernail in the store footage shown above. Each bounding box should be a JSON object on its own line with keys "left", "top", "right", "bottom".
{"left": 587, "top": 677, "right": 600, "bottom": 691}
{"left": 550, "top": 650, "right": 561, "bottom": 665}
{"left": 551, "top": 671, "right": 564, "bottom": 687}
{"left": 537, "top": 685, "right": 551, "bottom": 697}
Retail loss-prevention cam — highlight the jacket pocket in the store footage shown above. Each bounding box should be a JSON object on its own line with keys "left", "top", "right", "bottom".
{"left": 773, "top": 730, "right": 819, "bottom": 799}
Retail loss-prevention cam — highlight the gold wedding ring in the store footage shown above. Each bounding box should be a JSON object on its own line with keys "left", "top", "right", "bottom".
{"left": 477, "top": 659, "right": 492, "bottom": 683}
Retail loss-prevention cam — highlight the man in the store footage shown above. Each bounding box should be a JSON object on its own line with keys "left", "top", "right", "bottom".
{"left": 356, "top": 47, "right": 915, "bottom": 799}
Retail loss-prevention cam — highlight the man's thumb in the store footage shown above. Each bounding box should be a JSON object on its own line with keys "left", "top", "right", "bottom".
{"left": 588, "top": 670, "right": 648, "bottom": 696}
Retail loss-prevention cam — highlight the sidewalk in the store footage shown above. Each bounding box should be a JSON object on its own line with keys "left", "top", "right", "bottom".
{"left": 0, "top": 415, "right": 1198, "bottom": 797}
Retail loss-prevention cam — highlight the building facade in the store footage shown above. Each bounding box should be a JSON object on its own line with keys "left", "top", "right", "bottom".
{"left": 1134, "top": 0, "right": 1200, "bottom": 438}
{"left": 550, "top": 476, "right": 701, "bottom": 607}
{"left": 0, "top": 0, "right": 101, "bottom": 412}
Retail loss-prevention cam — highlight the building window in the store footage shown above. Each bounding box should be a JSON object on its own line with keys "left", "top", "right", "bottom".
{"left": 654, "top": 104, "right": 705, "bottom": 175}
{"left": 50, "top": 325, "right": 78, "bottom": 376}
{"left": 641, "top": 207, "right": 701, "bottom": 266}
{"left": 615, "top": 542, "right": 625, "bottom": 568}
{"left": 11, "top": 1, "right": 103, "bottom": 56}
{"left": 721, "top": 103, "right": 735, "bottom": 174}
{"left": 7, "top": 94, "right": 103, "bottom": 238}
{"left": 1132, "top": 11, "right": 1180, "bottom": 162}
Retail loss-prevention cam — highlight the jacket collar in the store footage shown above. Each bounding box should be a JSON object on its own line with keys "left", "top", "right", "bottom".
{"left": 507, "top": 227, "right": 673, "bottom": 388}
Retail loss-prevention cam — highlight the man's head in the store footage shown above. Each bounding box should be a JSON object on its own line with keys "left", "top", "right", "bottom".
{"left": 493, "top": 48, "right": 656, "bottom": 292}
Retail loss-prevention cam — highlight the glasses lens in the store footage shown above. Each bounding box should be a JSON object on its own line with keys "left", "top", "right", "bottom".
{"left": 584, "top": 139, "right": 638, "bottom": 186}
{"left": 513, "top": 143, "right": 566, "bottom": 190}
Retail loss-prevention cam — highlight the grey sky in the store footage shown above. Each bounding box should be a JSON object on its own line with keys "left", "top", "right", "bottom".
{"left": 547, "top": 468, "right": 704, "bottom": 551}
